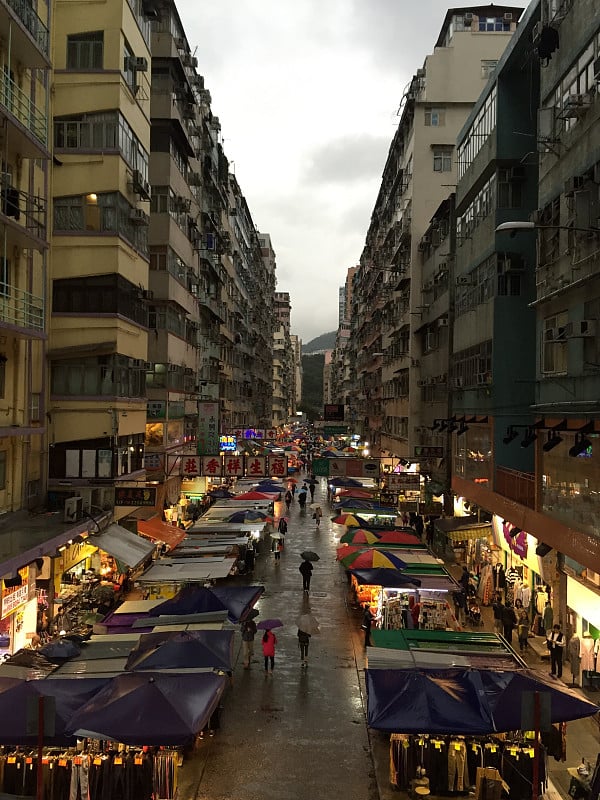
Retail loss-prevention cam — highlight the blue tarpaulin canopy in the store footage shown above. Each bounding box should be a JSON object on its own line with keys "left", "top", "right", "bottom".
{"left": 126, "top": 630, "right": 234, "bottom": 672}
{"left": 0, "top": 677, "right": 108, "bottom": 745}
{"left": 350, "top": 568, "right": 422, "bottom": 588}
{"left": 149, "top": 584, "right": 263, "bottom": 623}
{"left": 366, "top": 667, "right": 600, "bottom": 734}
{"left": 66, "top": 672, "right": 226, "bottom": 745}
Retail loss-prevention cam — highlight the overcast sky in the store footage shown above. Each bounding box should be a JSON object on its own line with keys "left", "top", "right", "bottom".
{"left": 176, "top": 0, "right": 471, "bottom": 344}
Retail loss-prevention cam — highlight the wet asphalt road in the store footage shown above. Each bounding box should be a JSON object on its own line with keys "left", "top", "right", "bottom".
{"left": 178, "top": 479, "right": 383, "bottom": 800}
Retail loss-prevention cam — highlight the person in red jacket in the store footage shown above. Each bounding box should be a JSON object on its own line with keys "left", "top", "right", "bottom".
{"left": 262, "top": 629, "right": 277, "bottom": 675}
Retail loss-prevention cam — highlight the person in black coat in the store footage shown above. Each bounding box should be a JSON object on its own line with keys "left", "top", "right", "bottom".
{"left": 501, "top": 603, "right": 518, "bottom": 644}
{"left": 362, "top": 605, "right": 374, "bottom": 647}
{"left": 299, "top": 560, "right": 313, "bottom": 592}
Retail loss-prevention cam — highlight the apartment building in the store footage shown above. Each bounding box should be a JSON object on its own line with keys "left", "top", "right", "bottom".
{"left": 49, "top": 0, "right": 152, "bottom": 519}
{"left": 272, "top": 291, "right": 293, "bottom": 426}
{"left": 348, "top": 5, "right": 522, "bottom": 463}
{"left": 330, "top": 267, "right": 356, "bottom": 418}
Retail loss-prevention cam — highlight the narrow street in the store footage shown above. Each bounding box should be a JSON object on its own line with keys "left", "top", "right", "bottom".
{"left": 178, "top": 478, "right": 383, "bottom": 800}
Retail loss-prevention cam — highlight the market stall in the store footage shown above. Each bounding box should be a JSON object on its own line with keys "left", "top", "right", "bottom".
{"left": 366, "top": 629, "right": 600, "bottom": 798}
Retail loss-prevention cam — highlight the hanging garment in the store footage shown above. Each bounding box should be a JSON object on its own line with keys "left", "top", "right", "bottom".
{"left": 536, "top": 590, "right": 549, "bottom": 615}
{"left": 447, "top": 740, "right": 468, "bottom": 791}
{"left": 492, "top": 564, "right": 505, "bottom": 590}
{"left": 580, "top": 636, "right": 596, "bottom": 671}
{"left": 69, "top": 755, "right": 90, "bottom": 800}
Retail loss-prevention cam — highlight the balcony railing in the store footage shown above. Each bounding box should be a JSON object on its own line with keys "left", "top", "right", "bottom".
{"left": 0, "top": 284, "right": 44, "bottom": 332}
{"left": 1, "top": 178, "right": 46, "bottom": 242}
{"left": 7, "top": 0, "right": 49, "bottom": 56}
{"left": 495, "top": 466, "right": 535, "bottom": 510}
{"left": 0, "top": 68, "right": 47, "bottom": 146}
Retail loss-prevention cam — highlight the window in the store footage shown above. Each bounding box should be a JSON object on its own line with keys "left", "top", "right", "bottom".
{"left": 66, "top": 32, "right": 103, "bottom": 70}
{"left": 497, "top": 168, "right": 523, "bottom": 208}
{"left": 123, "top": 38, "right": 136, "bottom": 91}
{"left": 0, "top": 451, "right": 6, "bottom": 490}
{"left": 0, "top": 257, "right": 9, "bottom": 297}
{"left": 433, "top": 147, "right": 453, "bottom": 172}
{"left": 478, "top": 17, "right": 511, "bottom": 32}
{"left": 481, "top": 60, "right": 498, "bottom": 79}
{"left": 542, "top": 312, "right": 568, "bottom": 374}
{"left": 425, "top": 107, "right": 445, "bottom": 127}
{"left": 51, "top": 355, "right": 146, "bottom": 398}
{"left": 52, "top": 273, "right": 147, "bottom": 327}
{"left": 457, "top": 86, "right": 497, "bottom": 180}
{"left": 30, "top": 393, "right": 41, "bottom": 422}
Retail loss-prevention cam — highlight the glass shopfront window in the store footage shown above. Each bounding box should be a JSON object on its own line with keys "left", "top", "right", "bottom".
{"left": 453, "top": 425, "right": 492, "bottom": 484}
{"left": 542, "top": 433, "right": 600, "bottom": 537}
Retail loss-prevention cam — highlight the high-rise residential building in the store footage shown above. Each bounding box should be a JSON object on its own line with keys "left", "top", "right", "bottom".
{"left": 274, "top": 291, "right": 291, "bottom": 332}
{"left": 331, "top": 267, "right": 356, "bottom": 420}
{"left": 289, "top": 333, "right": 302, "bottom": 415}
{"left": 348, "top": 4, "right": 523, "bottom": 462}
{"left": 49, "top": 0, "right": 152, "bottom": 519}
{"left": 272, "top": 291, "right": 292, "bottom": 426}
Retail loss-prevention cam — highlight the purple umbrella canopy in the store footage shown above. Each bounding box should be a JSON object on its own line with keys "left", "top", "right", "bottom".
{"left": 125, "top": 630, "right": 234, "bottom": 672}
{"left": 366, "top": 667, "right": 599, "bottom": 735}
{"left": 66, "top": 672, "right": 226, "bottom": 745}
{"left": 0, "top": 677, "right": 108, "bottom": 745}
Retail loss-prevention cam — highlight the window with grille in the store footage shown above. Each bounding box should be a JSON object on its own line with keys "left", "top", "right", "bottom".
{"left": 542, "top": 312, "right": 568, "bottom": 374}
{"left": 66, "top": 31, "right": 103, "bottom": 70}
{"left": 433, "top": 147, "right": 453, "bottom": 172}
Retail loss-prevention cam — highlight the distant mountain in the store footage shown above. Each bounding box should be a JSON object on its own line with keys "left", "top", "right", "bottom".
{"left": 303, "top": 330, "right": 337, "bottom": 354}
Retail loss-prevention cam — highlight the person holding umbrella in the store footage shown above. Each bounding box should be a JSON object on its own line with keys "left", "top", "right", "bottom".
{"left": 299, "top": 558, "right": 314, "bottom": 592}
{"left": 240, "top": 616, "right": 257, "bottom": 669}
{"left": 297, "top": 612, "right": 319, "bottom": 668}
{"left": 261, "top": 627, "right": 277, "bottom": 675}
{"left": 312, "top": 505, "right": 323, "bottom": 527}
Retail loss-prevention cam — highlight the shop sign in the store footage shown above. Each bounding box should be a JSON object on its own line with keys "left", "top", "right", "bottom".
{"left": 144, "top": 453, "right": 163, "bottom": 472}
{"left": 414, "top": 446, "right": 444, "bottom": 458}
{"left": 181, "top": 456, "right": 201, "bottom": 477}
{"left": 61, "top": 542, "right": 97, "bottom": 572}
{"left": 1, "top": 567, "right": 29, "bottom": 619}
{"left": 347, "top": 459, "right": 380, "bottom": 478}
{"left": 198, "top": 402, "right": 220, "bottom": 455}
{"left": 267, "top": 456, "right": 287, "bottom": 477}
{"left": 224, "top": 456, "right": 244, "bottom": 477}
{"left": 264, "top": 428, "right": 277, "bottom": 440}
{"left": 312, "top": 458, "right": 330, "bottom": 477}
{"left": 201, "top": 456, "right": 223, "bottom": 476}
{"left": 230, "top": 428, "right": 265, "bottom": 440}
{"left": 168, "top": 401, "right": 185, "bottom": 419}
{"left": 220, "top": 435, "right": 236, "bottom": 452}
{"left": 385, "top": 473, "right": 421, "bottom": 491}
{"left": 323, "top": 425, "right": 348, "bottom": 435}
{"left": 147, "top": 401, "right": 166, "bottom": 419}
{"left": 114, "top": 487, "right": 157, "bottom": 507}
{"left": 324, "top": 404, "right": 344, "bottom": 421}
{"left": 502, "top": 521, "right": 528, "bottom": 559}
{"left": 246, "top": 457, "right": 266, "bottom": 477}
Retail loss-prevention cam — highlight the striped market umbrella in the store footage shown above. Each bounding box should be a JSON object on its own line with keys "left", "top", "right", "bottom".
{"left": 339, "top": 529, "right": 381, "bottom": 545}
{"left": 330, "top": 513, "right": 363, "bottom": 527}
{"left": 338, "top": 548, "right": 408, "bottom": 570}
{"left": 339, "top": 529, "right": 421, "bottom": 546}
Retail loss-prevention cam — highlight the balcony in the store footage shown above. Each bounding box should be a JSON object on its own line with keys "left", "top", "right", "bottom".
{"left": 0, "top": 180, "right": 47, "bottom": 249}
{"left": 3, "top": 0, "right": 50, "bottom": 64}
{"left": 0, "top": 284, "right": 44, "bottom": 336}
{"left": 0, "top": 69, "right": 47, "bottom": 154}
{"left": 495, "top": 466, "right": 535, "bottom": 510}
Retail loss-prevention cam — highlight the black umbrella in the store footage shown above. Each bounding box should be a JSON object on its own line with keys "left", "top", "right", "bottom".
{"left": 300, "top": 550, "right": 320, "bottom": 562}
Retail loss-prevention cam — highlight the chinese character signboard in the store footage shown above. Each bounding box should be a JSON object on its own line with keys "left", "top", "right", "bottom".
{"left": 144, "top": 453, "right": 162, "bottom": 472}
{"left": 224, "top": 456, "right": 244, "bottom": 477}
{"left": 323, "top": 404, "right": 344, "bottom": 421}
{"left": 114, "top": 487, "right": 157, "bottom": 507}
{"left": 1, "top": 567, "right": 29, "bottom": 619}
{"left": 323, "top": 425, "right": 348, "bottom": 436}
{"left": 264, "top": 428, "right": 277, "bottom": 440}
{"left": 246, "top": 456, "right": 267, "bottom": 477}
{"left": 147, "top": 401, "right": 166, "bottom": 419}
{"left": 198, "top": 402, "right": 220, "bottom": 455}
{"left": 268, "top": 456, "right": 287, "bottom": 477}
{"left": 345, "top": 458, "right": 380, "bottom": 478}
{"left": 201, "top": 456, "right": 222, "bottom": 477}
{"left": 385, "top": 473, "right": 421, "bottom": 491}
{"left": 181, "top": 456, "right": 201, "bottom": 477}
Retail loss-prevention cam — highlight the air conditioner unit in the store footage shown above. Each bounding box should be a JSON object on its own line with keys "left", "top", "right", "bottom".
{"left": 504, "top": 12, "right": 513, "bottom": 20}
{"left": 436, "top": 373, "right": 447, "bottom": 383}
{"left": 464, "top": 12, "right": 473, "bottom": 23}
{"left": 63, "top": 496, "right": 83, "bottom": 524}
{"left": 129, "top": 56, "right": 148, "bottom": 72}
{"left": 129, "top": 208, "right": 149, "bottom": 226}
{"left": 131, "top": 170, "right": 151, "bottom": 199}
{"left": 456, "top": 275, "right": 474, "bottom": 286}
{"left": 183, "top": 103, "right": 195, "bottom": 119}
{"left": 537, "top": 106, "right": 557, "bottom": 143}
{"left": 142, "top": 289, "right": 153, "bottom": 300}
{"left": 416, "top": 68, "right": 426, "bottom": 79}
{"left": 532, "top": 21, "right": 543, "bottom": 45}
{"left": 176, "top": 196, "right": 191, "bottom": 212}
{"left": 531, "top": 209, "right": 543, "bottom": 225}
{"left": 425, "top": 332, "right": 437, "bottom": 351}
{"left": 188, "top": 172, "right": 202, "bottom": 187}
{"left": 564, "top": 175, "right": 585, "bottom": 196}
{"left": 437, "top": 317, "right": 449, "bottom": 328}
{"left": 453, "top": 376, "right": 464, "bottom": 389}
{"left": 476, "top": 373, "right": 489, "bottom": 386}
{"left": 565, "top": 320, "right": 596, "bottom": 338}
{"left": 144, "top": 361, "right": 153, "bottom": 370}
{"left": 174, "top": 37, "right": 186, "bottom": 50}
{"left": 168, "top": 364, "right": 179, "bottom": 372}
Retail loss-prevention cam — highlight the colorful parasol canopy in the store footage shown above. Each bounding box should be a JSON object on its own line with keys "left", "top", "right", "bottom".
{"left": 234, "top": 491, "right": 278, "bottom": 500}
{"left": 331, "top": 513, "right": 363, "bottom": 526}
{"left": 337, "top": 548, "right": 408, "bottom": 570}
{"left": 339, "top": 529, "right": 421, "bottom": 546}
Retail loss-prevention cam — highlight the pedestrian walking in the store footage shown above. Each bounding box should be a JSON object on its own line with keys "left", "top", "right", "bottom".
{"left": 491, "top": 592, "right": 504, "bottom": 636}
{"left": 501, "top": 602, "right": 517, "bottom": 644}
{"left": 542, "top": 600, "right": 554, "bottom": 635}
{"left": 240, "top": 617, "right": 257, "bottom": 669}
{"left": 284, "top": 489, "right": 293, "bottom": 510}
{"left": 515, "top": 600, "right": 530, "bottom": 652}
{"left": 278, "top": 517, "right": 288, "bottom": 535}
{"left": 272, "top": 536, "right": 283, "bottom": 562}
{"left": 262, "top": 629, "right": 277, "bottom": 675}
{"left": 298, "top": 488, "right": 307, "bottom": 509}
{"left": 299, "top": 559, "right": 313, "bottom": 592}
{"left": 547, "top": 623, "right": 565, "bottom": 678}
{"left": 297, "top": 628, "right": 311, "bottom": 667}
{"left": 313, "top": 506, "right": 322, "bottom": 527}
{"left": 362, "top": 605, "right": 374, "bottom": 647}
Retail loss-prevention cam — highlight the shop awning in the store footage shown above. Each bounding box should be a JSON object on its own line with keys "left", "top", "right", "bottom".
{"left": 137, "top": 518, "right": 186, "bottom": 551}
{"left": 137, "top": 557, "right": 236, "bottom": 583}
{"left": 92, "top": 524, "right": 155, "bottom": 570}
{"left": 434, "top": 516, "right": 492, "bottom": 541}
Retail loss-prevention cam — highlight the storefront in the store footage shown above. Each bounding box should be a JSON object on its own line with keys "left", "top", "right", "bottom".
{"left": 564, "top": 575, "right": 600, "bottom": 690}
{"left": 433, "top": 515, "right": 493, "bottom": 566}
{"left": 0, "top": 567, "right": 37, "bottom": 656}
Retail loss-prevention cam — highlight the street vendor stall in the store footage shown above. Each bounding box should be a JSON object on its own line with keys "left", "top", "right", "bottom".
{"left": 366, "top": 629, "right": 600, "bottom": 798}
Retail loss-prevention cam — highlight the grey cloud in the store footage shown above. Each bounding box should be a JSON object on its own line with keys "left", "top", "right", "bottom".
{"left": 304, "top": 134, "right": 390, "bottom": 185}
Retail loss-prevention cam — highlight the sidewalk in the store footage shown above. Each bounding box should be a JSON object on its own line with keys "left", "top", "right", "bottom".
{"left": 175, "top": 492, "right": 599, "bottom": 799}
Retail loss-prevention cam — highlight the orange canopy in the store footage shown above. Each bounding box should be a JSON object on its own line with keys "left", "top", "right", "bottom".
{"left": 137, "top": 517, "right": 186, "bottom": 551}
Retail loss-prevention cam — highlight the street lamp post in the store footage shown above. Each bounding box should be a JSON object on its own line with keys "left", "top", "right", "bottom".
{"left": 495, "top": 221, "right": 599, "bottom": 235}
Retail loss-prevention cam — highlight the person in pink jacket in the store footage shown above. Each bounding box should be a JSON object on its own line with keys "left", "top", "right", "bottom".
{"left": 261, "top": 629, "right": 277, "bottom": 675}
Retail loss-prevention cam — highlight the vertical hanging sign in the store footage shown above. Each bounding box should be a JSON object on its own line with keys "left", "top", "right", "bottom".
{"left": 198, "top": 402, "right": 220, "bottom": 456}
